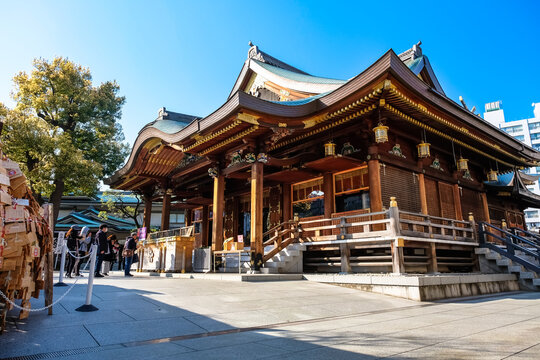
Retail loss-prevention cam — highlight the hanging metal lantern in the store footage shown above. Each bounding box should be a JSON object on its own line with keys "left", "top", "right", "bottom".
{"left": 373, "top": 123, "right": 389, "bottom": 143}
{"left": 457, "top": 157, "right": 469, "bottom": 171}
{"left": 487, "top": 169, "right": 498, "bottom": 182}
{"left": 416, "top": 142, "right": 431, "bottom": 158}
{"left": 324, "top": 141, "right": 336, "bottom": 156}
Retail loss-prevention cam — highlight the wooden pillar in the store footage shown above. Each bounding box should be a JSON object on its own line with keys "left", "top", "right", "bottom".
{"left": 202, "top": 205, "right": 209, "bottom": 247}
{"left": 367, "top": 147, "right": 382, "bottom": 212}
{"left": 143, "top": 195, "right": 152, "bottom": 230}
{"left": 340, "top": 243, "right": 352, "bottom": 273}
{"left": 323, "top": 172, "right": 334, "bottom": 218}
{"left": 251, "top": 162, "right": 264, "bottom": 270}
{"left": 427, "top": 243, "right": 439, "bottom": 273}
{"left": 453, "top": 184, "right": 463, "bottom": 220}
{"left": 232, "top": 197, "right": 240, "bottom": 239}
{"left": 282, "top": 183, "right": 291, "bottom": 223}
{"left": 212, "top": 176, "right": 225, "bottom": 251}
{"left": 418, "top": 173, "right": 428, "bottom": 215}
{"left": 161, "top": 192, "right": 171, "bottom": 231}
{"left": 185, "top": 209, "right": 192, "bottom": 227}
{"left": 480, "top": 192, "right": 491, "bottom": 224}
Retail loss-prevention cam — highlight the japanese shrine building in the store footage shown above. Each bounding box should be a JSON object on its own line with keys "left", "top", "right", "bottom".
{"left": 107, "top": 42, "right": 540, "bottom": 273}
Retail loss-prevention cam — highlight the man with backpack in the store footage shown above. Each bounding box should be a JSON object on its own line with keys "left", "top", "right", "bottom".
{"left": 123, "top": 232, "right": 138, "bottom": 277}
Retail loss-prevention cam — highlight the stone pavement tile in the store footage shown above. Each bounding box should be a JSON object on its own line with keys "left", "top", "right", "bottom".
{"left": 58, "top": 343, "right": 193, "bottom": 360}
{"left": 256, "top": 335, "right": 325, "bottom": 352}
{"left": 174, "top": 331, "right": 269, "bottom": 350}
{"left": 160, "top": 341, "right": 291, "bottom": 360}
{"left": 268, "top": 311, "right": 407, "bottom": 334}
{"left": 327, "top": 337, "right": 434, "bottom": 358}
{"left": 0, "top": 324, "right": 98, "bottom": 358}
{"left": 60, "top": 298, "right": 160, "bottom": 313}
{"left": 396, "top": 344, "right": 514, "bottom": 359}
{"left": 85, "top": 316, "right": 206, "bottom": 345}
{"left": 209, "top": 309, "right": 285, "bottom": 328}
{"left": 119, "top": 305, "right": 195, "bottom": 320}
{"left": 506, "top": 342, "right": 540, "bottom": 359}
{"left": 182, "top": 314, "right": 236, "bottom": 332}
{"left": 264, "top": 345, "right": 377, "bottom": 360}
{"left": 9, "top": 309, "right": 134, "bottom": 331}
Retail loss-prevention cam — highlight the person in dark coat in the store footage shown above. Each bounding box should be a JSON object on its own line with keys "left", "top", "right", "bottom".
{"left": 65, "top": 225, "right": 82, "bottom": 278}
{"left": 94, "top": 224, "right": 109, "bottom": 278}
{"left": 124, "top": 232, "right": 138, "bottom": 277}
{"left": 116, "top": 242, "right": 124, "bottom": 270}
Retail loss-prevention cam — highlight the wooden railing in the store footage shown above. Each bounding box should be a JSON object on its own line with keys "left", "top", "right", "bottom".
{"left": 260, "top": 198, "right": 477, "bottom": 268}
{"left": 262, "top": 220, "right": 298, "bottom": 262}
{"left": 398, "top": 211, "right": 476, "bottom": 243}
{"left": 297, "top": 210, "right": 394, "bottom": 244}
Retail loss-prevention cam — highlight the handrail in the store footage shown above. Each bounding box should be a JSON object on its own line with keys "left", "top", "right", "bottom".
{"left": 298, "top": 210, "right": 389, "bottom": 225}
{"left": 509, "top": 227, "right": 540, "bottom": 246}
{"left": 263, "top": 220, "right": 295, "bottom": 238}
{"left": 478, "top": 222, "right": 540, "bottom": 274}
{"left": 398, "top": 210, "right": 471, "bottom": 225}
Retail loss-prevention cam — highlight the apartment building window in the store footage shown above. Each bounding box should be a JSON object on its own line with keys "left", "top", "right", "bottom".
{"left": 503, "top": 125, "right": 523, "bottom": 134}
{"left": 533, "top": 144, "right": 540, "bottom": 151}
{"left": 530, "top": 133, "right": 540, "bottom": 141}
{"left": 525, "top": 210, "right": 538, "bottom": 219}
{"left": 514, "top": 135, "right": 525, "bottom": 141}
{"left": 529, "top": 122, "right": 540, "bottom": 130}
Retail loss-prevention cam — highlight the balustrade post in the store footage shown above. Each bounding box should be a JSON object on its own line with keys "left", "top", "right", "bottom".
{"left": 468, "top": 212, "right": 477, "bottom": 242}
{"left": 388, "top": 197, "right": 401, "bottom": 236}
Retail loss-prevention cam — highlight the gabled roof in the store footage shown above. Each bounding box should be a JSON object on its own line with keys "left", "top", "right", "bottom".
{"left": 140, "top": 107, "right": 201, "bottom": 135}
{"left": 55, "top": 208, "right": 136, "bottom": 231}
{"left": 484, "top": 171, "right": 540, "bottom": 208}
{"left": 398, "top": 41, "right": 445, "bottom": 95}
{"left": 229, "top": 43, "right": 347, "bottom": 98}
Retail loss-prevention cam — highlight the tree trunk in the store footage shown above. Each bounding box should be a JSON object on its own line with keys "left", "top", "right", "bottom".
{"left": 50, "top": 179, "right": 65, "bottom": 228}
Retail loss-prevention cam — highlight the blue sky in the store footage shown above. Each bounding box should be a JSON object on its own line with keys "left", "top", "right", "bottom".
{"left": 1, "top": 0, "right": 539, "bottom": 148}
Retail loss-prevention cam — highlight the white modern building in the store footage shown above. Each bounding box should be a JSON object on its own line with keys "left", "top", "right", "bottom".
{"left": 484, "top": 101, "right": 540, "bottom": 229}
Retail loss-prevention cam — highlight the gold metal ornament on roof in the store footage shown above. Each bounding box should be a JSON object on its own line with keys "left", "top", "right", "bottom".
{"left": 416, "top": 142, "right": 431, "bottom": 158}
{"left": 373, "top": 123, "right": 389, "bottom": 143}
{"left": 457, "top": 157, "right": 469, "bottom": 171}
{"left": 487, "top": 169, "right": 498, "bottom": 182}
{"left": 324, "top": 141, "right": 336, "bottom": 156}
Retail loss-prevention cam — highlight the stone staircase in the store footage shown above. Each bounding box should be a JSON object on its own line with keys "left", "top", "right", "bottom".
{"left": 260, "top": 243, "right": 305, "bottom": 274}
{"left": 475, "top": 247, "right": 540, "bottom": 291}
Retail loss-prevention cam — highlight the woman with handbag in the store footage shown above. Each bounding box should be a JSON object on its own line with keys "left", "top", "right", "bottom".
{"left": 123, "top": 232, "right": 138, "bottom": 277}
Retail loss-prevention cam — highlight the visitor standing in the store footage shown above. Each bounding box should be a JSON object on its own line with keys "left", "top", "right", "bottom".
{"left": 102, "top": 234, "right": 117, "bottom": 275}
{"left": 65, "top": 225, "right": 81, "bottom": 278}
{"left": 74, "top": 227, "right": 91, "bottom": 277}
{"left": 116, "top": 241, "right": 124, "bottom": 270}
{"left": 94, "top": 224, "right": 108, "bottom": 278}
{"left": 123, "top": 232, "right": 138, "bottom": 277}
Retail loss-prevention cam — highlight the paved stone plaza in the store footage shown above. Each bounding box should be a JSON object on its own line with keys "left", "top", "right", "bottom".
{"left": 1, "top": 273, "right": 540, "bottom": 359}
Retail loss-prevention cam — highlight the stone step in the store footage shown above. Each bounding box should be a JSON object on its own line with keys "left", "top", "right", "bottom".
{"left": 260, "top": 267, "right": 279, "bottom": 274}
{"left": 485, "top": 252, "right": 501, "bottom": 260}
{"left": 264, "top": 261, "right": 284, "bottom": 268}
{"left": 508, "top": 265, "right": 523, "bottom": 273}
{"left": 496, "top": 258, "right": 512, "bottom": 267}
{"left": 281, "top": 249, "right": 300, "bottom": 257}
{"left": 519, "top": 272, "right": 535, "bottom": 279}
{"left": 475, "top": 248, "right": 490, "bottom": 255}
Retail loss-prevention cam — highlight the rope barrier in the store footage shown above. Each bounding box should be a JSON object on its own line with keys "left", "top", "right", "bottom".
{"left": 0, "top": 247, "right": 95, "bottom": 312}
{"left": 66, "top": 249, "right": 92, "bottom": 260}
